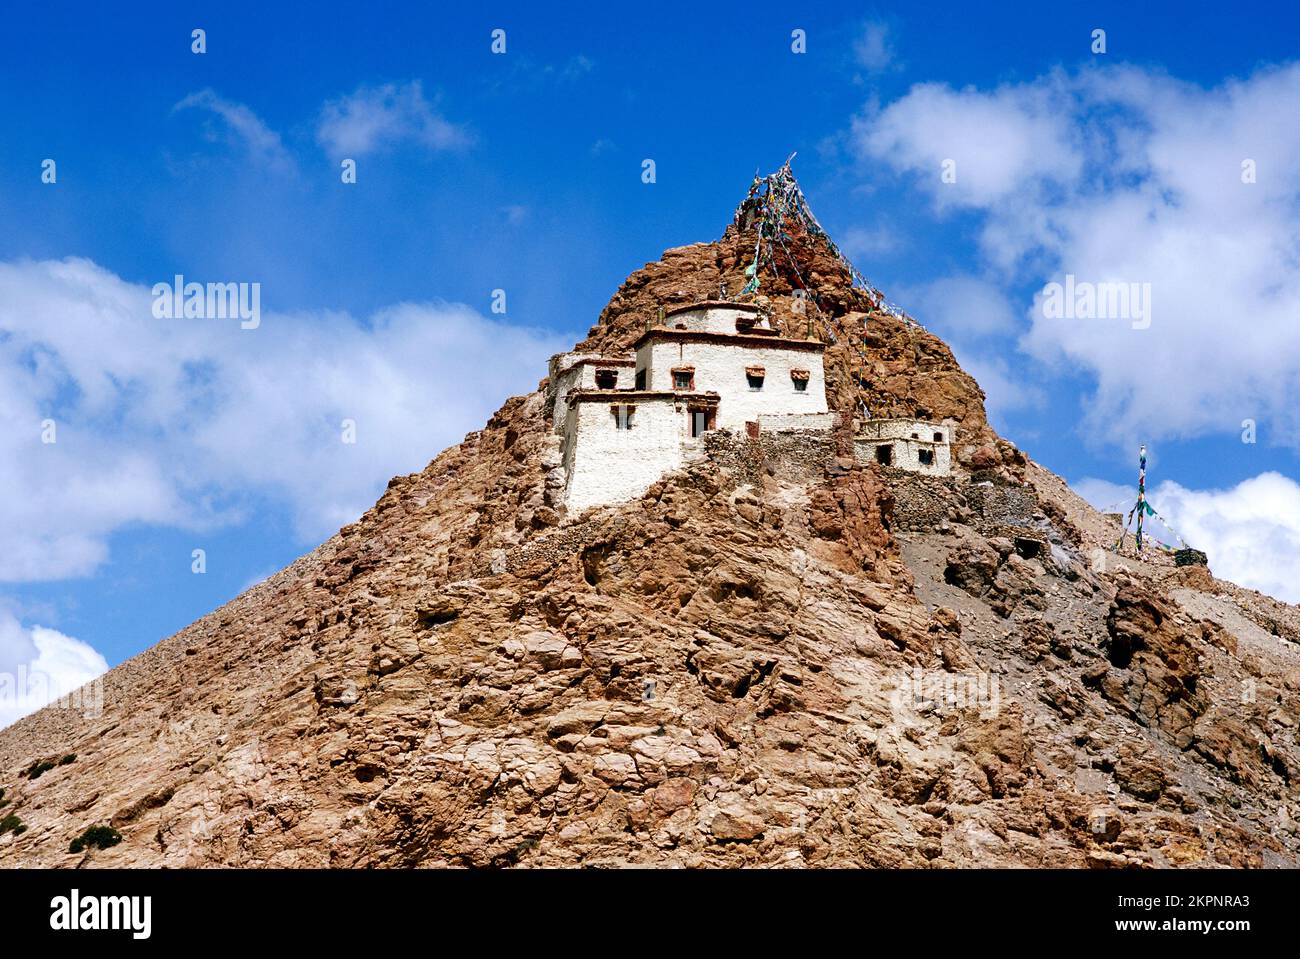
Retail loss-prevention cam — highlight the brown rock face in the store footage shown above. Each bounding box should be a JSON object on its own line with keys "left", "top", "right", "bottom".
{"left": 0, "top": 172, "right": 1296, "bottom": 869}
{"left": 1099, "top": 582, "right": 1205, "bottom": 746}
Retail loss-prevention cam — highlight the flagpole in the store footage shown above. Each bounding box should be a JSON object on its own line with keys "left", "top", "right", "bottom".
{"left": 1135, "top": 444, "right": 1146, "bottom": 552}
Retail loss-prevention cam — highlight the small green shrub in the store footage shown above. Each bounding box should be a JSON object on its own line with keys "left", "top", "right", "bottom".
{"left": 69, "top": 824, "right": 122, "bottom": 854}
{"left": 25, "top": 760, "right": 55, "bottom": 780}
{"left": 59, "top": 754, "right": 76, "bottom": 766}
{"left": 0, "top": 814, "right": 24, "bottom": 835}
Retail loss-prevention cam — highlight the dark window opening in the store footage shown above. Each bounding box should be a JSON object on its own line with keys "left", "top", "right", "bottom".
{"left": 746, "top": 366, "right": 765, "bottom": 390}
{"left": 918, "top": 448, "right": 934, "bottom": 466}
{"left": 595, "top": 369, "right": 618, "bottom": 390}
{"left": 689, "top": 407, "right": 716, "bottom": 437}
{"left": 933, "top": 432, "right": 944, "bottom": 443}
{"left": 1014, "top": 537, "right": 1043, "bottom": 559}
{"left": 791, "top": 369, "right": 810, "bottom": 392}
{"left": 634, "top": 368, "right": 646, "bottom": 390}
{"left": 672, "top": 368, "right": 694, "bottom": 390}
{"left": 611, "top": 404, "right": 636, "bottom": 430}
{"left": 793, "top": 378, "right": 807, "bottom": 392}
{"left": 911, "top": 432, "right": 919, "bottom": 439}
{"left": 875, "top": 444, "right": 893, "bottom": 466}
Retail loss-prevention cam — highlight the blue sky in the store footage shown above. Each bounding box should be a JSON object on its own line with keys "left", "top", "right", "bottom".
{"left": 3, "top": 1, "right": 1300, "bottom": 725}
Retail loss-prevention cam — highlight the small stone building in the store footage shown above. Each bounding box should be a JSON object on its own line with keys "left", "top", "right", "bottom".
{"left": 854, "top": 419, "right": 953, "bottom": 476}
{"left": 554, "top": 302, "right": 828, "bottom": 513}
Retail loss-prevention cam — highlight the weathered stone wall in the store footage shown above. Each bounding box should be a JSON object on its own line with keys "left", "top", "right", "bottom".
{"left": 965, "top": 481, "right": 1042, "bottom": 528}
{"left": 881, "top": 470, "right": 960, "bottom": 531}
{"left": 703, "top": 427, "right": 837, "bottom": 485}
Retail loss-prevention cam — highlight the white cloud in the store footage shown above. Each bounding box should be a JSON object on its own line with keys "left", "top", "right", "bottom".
{"left": 0, "top": 611, "right": 108, "bottom": 730}
{"left": 851, "top": 63, "right": 1300, "bottom": 451}
{"left": 1075, "top": 471, "right": 1300, "bottom": 603}
{"left": 0, "top": 257, "right": 568, "bottom": 581}
{"left": 854, "top": 73, "right": 1082, "bottom": 208}
{"left": 853, "top": 21, "right": 898, "bottom": 74}
{"left": 317, "top": 81, "right": 471, "bottom": 157}
{"left": 174, "top": 89, "right": 294, "bottom": 173}
{"left": 905, "top": 275, "right": 1018, "bottom": 338}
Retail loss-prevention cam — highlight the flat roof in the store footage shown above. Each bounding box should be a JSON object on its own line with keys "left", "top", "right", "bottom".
{"left": 633, "top": 328, "right": 825, "bottom": 352}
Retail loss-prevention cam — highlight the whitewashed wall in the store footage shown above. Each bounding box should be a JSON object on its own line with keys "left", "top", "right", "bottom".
{"left": 636, "top": 338, "right": 827, "bottom": 432}
{"left": 563, "top": 396, "right": 696, "bottom": 513}
{"left": 663, "top": 304, "right": 768, "bottom": 335}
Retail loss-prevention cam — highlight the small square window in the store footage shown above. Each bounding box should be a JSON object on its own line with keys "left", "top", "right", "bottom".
{"left": 791, "top": 369, "right": 810, "bottom": 393}
{"left": 672, "top": 368, "right": 694, "bottom": 390}
{"left": 595, "top": 369, "right": 618, "bottom": 390}
{"left": 746, "top": 366, "right": 765, "bottom": 390}
{"left": 933, "top": 432, "right": 944, "bottom": 443}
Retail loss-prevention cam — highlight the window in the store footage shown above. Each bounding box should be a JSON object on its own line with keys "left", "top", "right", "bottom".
{"left": 611, "top": 404, "right": 635, "bottom": 430}
{"left": 594, "top": 369, "right": 618, "bottom": 390}
{"left": 689, "top": 407, "right": 715, "bottom": 437}
{"left": 671, "top": 367, "right": 695, "bottom": 391}
{"left": 635, "top": 368, "right": 646, "bottom": 390}
{"left": 746, "top": 365, "right": 765, "bottom": 390}
{"left": 911, "top": 432, "right": 919, "bottom": 439}
{"left": 875, "top": 444, "right": 893, "bottom": 466}
{"left": 933, "top": 432, "right": 944, "bottom": 443}
{"left": 791, "top": 369, "right": 810, "bottom": 392}
{"left": 918, "top": 448, "right": 934, "bottom": 466}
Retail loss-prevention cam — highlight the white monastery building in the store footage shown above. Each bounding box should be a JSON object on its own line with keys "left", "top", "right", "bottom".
{"left": 548, "top": 301, "right": 952, "bottom": 515}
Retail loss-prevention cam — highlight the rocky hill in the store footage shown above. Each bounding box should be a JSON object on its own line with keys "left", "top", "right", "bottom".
{"left": 1, "top": 173, "right": 1297, "bottom": 868}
